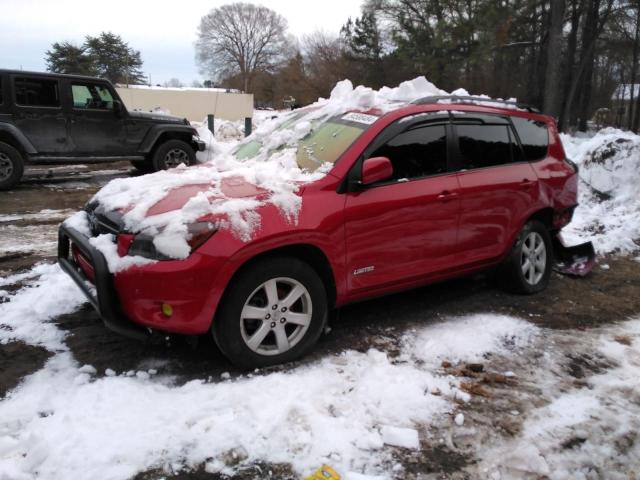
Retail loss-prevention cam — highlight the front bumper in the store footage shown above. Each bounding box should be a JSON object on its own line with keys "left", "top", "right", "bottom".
{"left": 194, "top": 138, "right": 206, "bottom": 152}
{"left": 58, "top": 224, "right": 150, "bottom": 340}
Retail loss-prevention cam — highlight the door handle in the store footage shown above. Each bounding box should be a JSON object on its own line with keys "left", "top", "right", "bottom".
{"left": 519, "top": 179, "right": 536, "bottom": 187}
{"left": 437, "top": 190, "right": 459, "bottom": 201}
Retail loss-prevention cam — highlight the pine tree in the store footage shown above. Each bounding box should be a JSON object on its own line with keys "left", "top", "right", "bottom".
{"left": 44, "top": 42, "right": 97, "bottom": 76}
{"left": 84, "top": 32, "right": 146, "bottom": 85}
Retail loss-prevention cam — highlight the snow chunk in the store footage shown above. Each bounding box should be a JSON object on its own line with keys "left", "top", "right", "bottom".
{"left": 89, "top": 234, "right": 156, "bottom": 273}
{"left": 380, "top": 425, "right": 420, "bottom": 449}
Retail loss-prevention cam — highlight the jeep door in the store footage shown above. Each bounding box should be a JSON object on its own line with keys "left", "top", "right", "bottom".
{"left": 67, "top": 81, "right": 128, "bottom": 155}
{"left": 11, "top": 75, "right": 69, "bottom": 153}
{"left": 344, "top": 115, "right": 461, "bottom": 295}
{"left": 451, "top": 114, "right": 539, "bottom": 264}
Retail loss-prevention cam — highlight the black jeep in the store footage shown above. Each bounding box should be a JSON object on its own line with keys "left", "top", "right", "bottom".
{"left": 0, "top": 69, "right": 206, "bottom": 189}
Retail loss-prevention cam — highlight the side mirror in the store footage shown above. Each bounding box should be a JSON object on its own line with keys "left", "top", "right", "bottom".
{"left": 360, "top": 156, "right": 393, "bottom": 186}
{"left": 113, "top": 100, "right": 124, "bottom": 117}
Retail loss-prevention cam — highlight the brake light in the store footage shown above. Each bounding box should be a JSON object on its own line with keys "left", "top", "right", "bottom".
{"left": 117, "top": 233, "right": 135, "bottom": 257}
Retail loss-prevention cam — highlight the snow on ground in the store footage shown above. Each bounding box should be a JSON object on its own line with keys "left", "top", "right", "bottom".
{"left": 475, "top": 319, "right": 640, "bottom": 479}
{"left": 561, "top": 128, "right": 640, "bottom": 255}
{"left": 0, "top": 261, "right": 539, "bottom": 480}
{"left": 0, "top": 263, "right": 86, "bottom": 350}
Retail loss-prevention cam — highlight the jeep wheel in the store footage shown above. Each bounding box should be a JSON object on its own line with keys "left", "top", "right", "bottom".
{"left": 498, "top": 220, "right": 552, "bottom": 294}
{"left": 151, "top": 140, "right": 195, "bottom": 171}
{"left": 213, "top": 257, "right": 327, "bottom": 369}
{"left": 0, "top": 142, "right": 25, "bottom": 190}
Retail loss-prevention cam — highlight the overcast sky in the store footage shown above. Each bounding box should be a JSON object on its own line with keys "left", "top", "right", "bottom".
{"left": 0, "top": 0, "right": 364, "bottom": 84}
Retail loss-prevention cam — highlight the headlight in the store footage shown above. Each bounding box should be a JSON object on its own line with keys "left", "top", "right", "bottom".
{"left": 120, "top": 222, "right": 217, "bottom": 260}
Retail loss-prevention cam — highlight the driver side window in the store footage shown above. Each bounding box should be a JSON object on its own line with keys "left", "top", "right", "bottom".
{"left": 71, "top": 83, "right": 114, "bottom": 110}
{"left": 369, "top": 124, "right": 447, "bottom": 181}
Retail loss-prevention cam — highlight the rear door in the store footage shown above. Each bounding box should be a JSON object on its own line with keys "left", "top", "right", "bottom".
{"left": 451, "top": 114, "right": 538, "bottom": 265}
{"left": 11, "top": 75, "right": 69, "bottom": 154}
{"left": 344, "top": 114, "right": 461, "bottom": 294}
{"left": 67, "top": 81, "right": 128, "bottom": 155}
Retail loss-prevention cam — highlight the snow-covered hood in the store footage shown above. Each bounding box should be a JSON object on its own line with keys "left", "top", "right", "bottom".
{"left": 143, "top": 176, "right": 270, "bottom": 217}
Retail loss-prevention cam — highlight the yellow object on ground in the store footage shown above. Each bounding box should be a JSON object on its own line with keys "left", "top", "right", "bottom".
{"left": 304, "top": 464, "right": 341, "bottom": 480}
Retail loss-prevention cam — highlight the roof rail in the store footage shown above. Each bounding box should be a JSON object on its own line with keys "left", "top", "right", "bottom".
{"left": 411, "top": 95, "right": 540, "bottom": 113}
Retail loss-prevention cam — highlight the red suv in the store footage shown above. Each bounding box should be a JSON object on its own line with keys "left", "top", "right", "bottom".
{"left": 59, "top": 96, "right": 578, "bottom": 368}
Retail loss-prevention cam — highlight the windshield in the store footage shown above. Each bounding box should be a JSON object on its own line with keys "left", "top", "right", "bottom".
{"left": 233, "top": 111, "right": 376, "bottom": 173}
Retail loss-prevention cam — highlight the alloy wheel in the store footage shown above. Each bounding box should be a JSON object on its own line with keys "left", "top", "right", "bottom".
{"left": 239, "top": 277, "right": 313, "bottom": 356}
{"left": 521, "top": 231, "right": 546, "bottom": 285}
{"left": 163, "top": 148, "right": 189, "bottom": 169}
{"left": 0, "top": 153, "right": 13, "bottom": 181}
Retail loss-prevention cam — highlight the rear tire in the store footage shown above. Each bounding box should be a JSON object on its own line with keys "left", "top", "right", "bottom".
{"left": 213, "top": 257, "right": 327, "bottom": 369}
{"left": 151, "top": 139, "right": 195, "bottom": 172}
{"left": 0, "top": 142, "right": 24, "bottom": 190}
{"left": 498, "top": 220, "right": 552, "bottom": 294}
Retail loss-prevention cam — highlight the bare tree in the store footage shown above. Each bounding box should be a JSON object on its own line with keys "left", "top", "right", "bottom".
{"left": 195, "top": 2, "right": 292, "bottom": 93}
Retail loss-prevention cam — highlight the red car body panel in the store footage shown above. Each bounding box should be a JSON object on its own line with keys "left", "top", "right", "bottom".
{"left": 81, "top": 103, "right": 577, "bottom": 335}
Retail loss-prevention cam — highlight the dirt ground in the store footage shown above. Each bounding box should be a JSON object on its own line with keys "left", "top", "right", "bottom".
{"left": 1, "top": 164, "right": 639, "bottom": 478}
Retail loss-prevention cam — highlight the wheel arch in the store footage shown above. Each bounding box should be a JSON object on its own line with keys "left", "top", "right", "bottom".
{"left": 221, "top": 243, "right": 338, "bottom": 311}
{"left": 0, "top": 125, "right": 36, "bottom": 156}
{"left": 527, "top": 207, "right": 555, "bottom": 232}
{"left": 139, "top": 125, "right": 196, "bottom": 156}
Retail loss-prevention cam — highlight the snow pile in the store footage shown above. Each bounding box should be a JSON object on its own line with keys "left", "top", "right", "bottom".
{"left": 80, "top": 77, "right": 467, "bottom": 266}
{"left": 562, "top": 128, "right": 640, "bottom": 254}
{"left": 0, "top": 271, "right": 538, "bottom": 479}
{"left": 478, "top": 318, "right": 640, "bottom": 479}
{"left": 0, "top": 263, "right": 86, "bottom": 350}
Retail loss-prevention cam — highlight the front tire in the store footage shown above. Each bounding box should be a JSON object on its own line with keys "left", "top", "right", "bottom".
{"left": 0, "top": 142, "right": 25, "bottom": 190}
{"left": 151, "top": 139, "right": 195, "bottom": 171}
{"left": 498, "top": 220, "right": 552, "bottom": 294}
{"left": 213, "top": 257, "right": 327, "bottom": 369}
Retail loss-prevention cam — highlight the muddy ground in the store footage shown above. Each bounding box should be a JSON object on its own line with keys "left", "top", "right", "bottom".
{"left": 1, "top": 163, "right": 639, "bottom": 478}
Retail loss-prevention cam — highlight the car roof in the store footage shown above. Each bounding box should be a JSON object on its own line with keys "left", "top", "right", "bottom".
{"left": 0, "top": 69, "right": 108, "bottom": 84}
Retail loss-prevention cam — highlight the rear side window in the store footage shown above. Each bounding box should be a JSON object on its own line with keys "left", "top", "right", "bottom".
{"left": 511, "top": 117, "right": 549, "bottom": 161}
{"left": 370, "top": 124, "right": 448, "bottom": 180}
{"left": 14, "top": 77, "right": 60, "bottom": 107}
{"left": 456, "top": 124, "right": 518, "bottom": 169}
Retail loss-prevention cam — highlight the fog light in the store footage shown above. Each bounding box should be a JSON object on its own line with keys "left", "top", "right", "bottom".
{"left": 161, "top": 303, "right": 173, "bottom": 317}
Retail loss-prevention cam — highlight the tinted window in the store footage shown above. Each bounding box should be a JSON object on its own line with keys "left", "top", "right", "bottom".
{"left": 0, "top": 77, "right": 3, "bottom": 104}
{"left": 72, "top": 83, "right": 114, "bottom": 110}
{"left": 511, "top": 116, "right": 549, "bottom": 160}
{"left": 14, "top": 77, "right": 60, "bottom": 107}
{"left": 370, "top": 124, "right": 447, "bottom": 181}
{"left": 457, "top": 124, "right": 516, "bottom": 169}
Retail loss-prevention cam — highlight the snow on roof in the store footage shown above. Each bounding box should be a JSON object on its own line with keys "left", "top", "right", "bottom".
{"left": 612, "top": 84, "right": 640, "bottom": 101}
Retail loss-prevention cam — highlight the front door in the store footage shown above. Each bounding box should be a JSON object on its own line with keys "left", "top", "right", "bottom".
{"left": 67, "top": 81, "right": 127, "bottom": 155}
{"left": 344, "top": 122, "right": 461, "bottom": 295}
{"left": 11, "top": 75, "right": 69, "bottom": 154}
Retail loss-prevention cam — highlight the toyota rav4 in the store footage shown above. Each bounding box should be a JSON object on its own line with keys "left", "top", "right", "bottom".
{"left": 58, "top": 90, "right": 579, "bottom": 369}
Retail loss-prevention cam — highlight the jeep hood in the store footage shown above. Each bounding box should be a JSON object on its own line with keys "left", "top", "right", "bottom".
{"left": 128, "top": 110, "right": 186, "bottom": 125}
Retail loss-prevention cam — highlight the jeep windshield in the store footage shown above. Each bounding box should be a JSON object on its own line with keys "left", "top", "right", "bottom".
{"left": 233, "top": 111, "right": 378, "bottom": 173}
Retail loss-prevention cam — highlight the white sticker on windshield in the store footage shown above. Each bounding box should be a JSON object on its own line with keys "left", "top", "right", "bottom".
{"left": 341, "top": 112, "right": 378, "bottom": 125}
